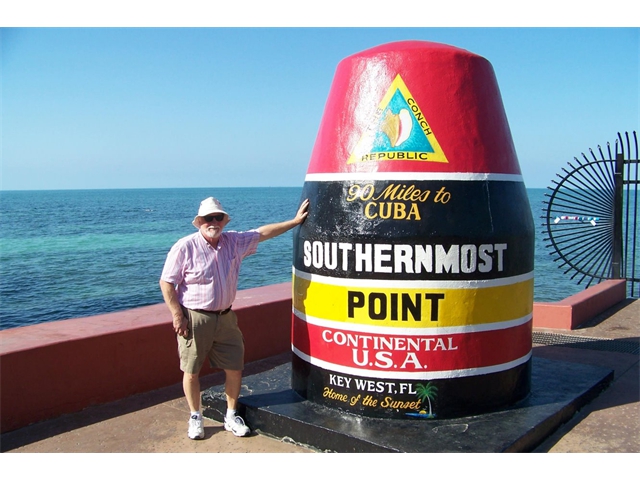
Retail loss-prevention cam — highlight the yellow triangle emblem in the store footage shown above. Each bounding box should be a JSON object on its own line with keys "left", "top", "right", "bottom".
{"left": 347, "top": 74, "right": 448, "bottom": 164}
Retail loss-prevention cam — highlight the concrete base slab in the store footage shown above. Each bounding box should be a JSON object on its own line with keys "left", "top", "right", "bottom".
{"left": 202, "top": 356, "right": 613, "bottom": 452}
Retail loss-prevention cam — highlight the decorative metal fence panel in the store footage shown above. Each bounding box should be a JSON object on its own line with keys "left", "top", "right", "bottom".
{"left": 543, "top": 131, "right": 639, "bottom": 297}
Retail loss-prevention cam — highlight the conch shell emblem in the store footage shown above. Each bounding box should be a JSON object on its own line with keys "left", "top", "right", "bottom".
{"left": 380, "top": 108, "right": 413, "bottom": 147}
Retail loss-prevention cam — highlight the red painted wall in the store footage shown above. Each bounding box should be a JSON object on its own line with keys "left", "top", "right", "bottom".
{"left": 0, "top": 280, "right": 626, "bottom": 433}
{"left": 533, "top": 279, "right": 626, "bottom": 330}
{"left": 0, "top": 283, "right": 292, "bottom": 434}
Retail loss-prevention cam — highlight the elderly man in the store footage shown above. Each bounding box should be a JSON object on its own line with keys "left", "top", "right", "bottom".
{"left": 160, "top": 195, "right": 309, "bottom": 440}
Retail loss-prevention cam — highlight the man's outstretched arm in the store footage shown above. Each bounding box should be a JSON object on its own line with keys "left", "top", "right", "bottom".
{"left": 257, "top": 199, "right": 309, "bottom": 242}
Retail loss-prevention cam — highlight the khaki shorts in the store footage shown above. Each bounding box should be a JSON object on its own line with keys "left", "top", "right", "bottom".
{"left": 177, "top": 307, "right": 245, "bottom": 374}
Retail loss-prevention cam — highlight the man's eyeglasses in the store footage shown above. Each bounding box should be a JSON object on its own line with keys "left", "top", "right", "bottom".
{"left": 203, "top": 213, "right": 225, "bottom": 222}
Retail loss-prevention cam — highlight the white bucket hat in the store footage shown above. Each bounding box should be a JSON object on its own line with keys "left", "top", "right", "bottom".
{"left": 192, "top": 197, "right": 229, "bottom": 228}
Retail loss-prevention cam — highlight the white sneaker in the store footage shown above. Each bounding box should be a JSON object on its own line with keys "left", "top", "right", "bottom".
{"left": 224, "top": 414, "right": 250, "bottom": 437}
{"left": 188, "top": 415, "right": 204, "bottom": 439}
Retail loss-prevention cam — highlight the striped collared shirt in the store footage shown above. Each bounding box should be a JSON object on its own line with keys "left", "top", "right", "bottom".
{"left": 160, "top": 230, "right": 260, "bottom": 311}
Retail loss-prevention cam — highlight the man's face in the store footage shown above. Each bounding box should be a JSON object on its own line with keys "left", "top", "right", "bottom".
{"left": 198, "top": 213, "right": 229, "bottom": 243}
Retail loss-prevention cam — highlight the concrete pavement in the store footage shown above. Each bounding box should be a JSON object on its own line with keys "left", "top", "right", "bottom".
{"left": 532, "top": 297, "right": 639, "bottom": 452}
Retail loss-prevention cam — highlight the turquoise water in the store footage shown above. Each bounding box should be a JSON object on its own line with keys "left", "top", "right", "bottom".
{"left": 0, "top": 187, "right": 584, "bottom": 330}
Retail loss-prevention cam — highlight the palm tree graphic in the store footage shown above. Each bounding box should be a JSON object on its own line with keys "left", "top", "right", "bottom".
{"left": 415, "top": 382, "right": 438, "bottom": 418}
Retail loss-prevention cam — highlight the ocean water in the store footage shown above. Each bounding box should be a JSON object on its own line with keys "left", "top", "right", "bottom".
{"left": 0, "top": 187, "right": 585, "bottom": 330}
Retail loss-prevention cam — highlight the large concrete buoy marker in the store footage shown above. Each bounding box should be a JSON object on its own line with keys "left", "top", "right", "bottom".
{"left": 292, "top": 41, "right": 534, "bottom": 419}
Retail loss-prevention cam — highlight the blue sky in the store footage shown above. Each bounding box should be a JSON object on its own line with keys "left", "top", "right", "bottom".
{"left": 1, "top": 16, "right": 638, "bottom": 190}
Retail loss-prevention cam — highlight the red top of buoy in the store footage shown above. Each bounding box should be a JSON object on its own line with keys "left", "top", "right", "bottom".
{"left": 306, "top": 41, "right": 521, "bottom": 176}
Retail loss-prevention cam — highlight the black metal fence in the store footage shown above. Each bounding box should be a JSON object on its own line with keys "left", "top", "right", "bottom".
{"left": 543, "top": 131, "right": 639, "bottom": 297}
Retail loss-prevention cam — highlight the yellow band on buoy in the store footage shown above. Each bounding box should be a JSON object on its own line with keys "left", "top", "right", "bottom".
{"left": 293, "top": 273, "right": 533, "bottom": 328}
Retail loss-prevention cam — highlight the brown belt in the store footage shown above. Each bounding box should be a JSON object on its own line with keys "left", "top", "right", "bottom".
{"left": 194, "top": 306, "right": 232, "bottom": 316}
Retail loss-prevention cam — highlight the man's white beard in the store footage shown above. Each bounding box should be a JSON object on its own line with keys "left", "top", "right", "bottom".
{"left": 204, "top": 226, "right": 219, "bottom": 239}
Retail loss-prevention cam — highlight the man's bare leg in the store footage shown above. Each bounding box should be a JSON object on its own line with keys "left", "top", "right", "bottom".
{"left": 224, "top": 369, "right": 242, "bottom": 410}
{"left": 223, "top": 369, "right": 249, "bottom": 436}
{"left": 183, "top": 372, "right": 201, "bottom": 412}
